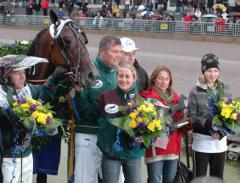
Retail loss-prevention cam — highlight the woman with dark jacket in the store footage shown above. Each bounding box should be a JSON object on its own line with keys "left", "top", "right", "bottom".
{"left": 141, "top": 65, "right": 190, "bottom": 183}
{"left": 188, "top": 53, "right": 231, "bottom": 179}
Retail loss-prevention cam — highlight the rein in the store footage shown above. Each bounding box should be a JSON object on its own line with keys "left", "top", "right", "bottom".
{"left": 52, "top": 22, "right": 89, "bottom": 84}
{"left": 54, "top": 22, "right": 89, "bottom": 67}
{"left": 26, "top": 79, "right": 47, "bottom": 84}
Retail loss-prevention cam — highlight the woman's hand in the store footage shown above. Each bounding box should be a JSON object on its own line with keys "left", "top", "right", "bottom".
{"left": 211, "top": 131, "right": 220, "bottom": 140}
{"left": 135, "top": 136, "right": 144, "bottom": 143}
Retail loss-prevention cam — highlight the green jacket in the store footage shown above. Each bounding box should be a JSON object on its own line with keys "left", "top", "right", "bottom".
{"left": 97, "top": 87, "right": 145, "bottom": 160}
{"left": 75, "top": 56, "right": 118, "bottom": 134}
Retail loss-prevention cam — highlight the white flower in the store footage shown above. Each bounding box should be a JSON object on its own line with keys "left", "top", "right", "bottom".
{"left": 20, "top": 40, "right": 29, "bottom": 45}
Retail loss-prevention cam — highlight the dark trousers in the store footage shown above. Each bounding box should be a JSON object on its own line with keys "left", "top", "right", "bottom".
{"left": 192, "top": 150, "right": 226, "bottom": 179}
{"left": 37, "top": 173, "right": 47, "bottom": 183}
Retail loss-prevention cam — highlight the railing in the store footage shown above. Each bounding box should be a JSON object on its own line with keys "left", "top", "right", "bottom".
{"left": 1, "top": 14, "right": 240, "bottom": 37}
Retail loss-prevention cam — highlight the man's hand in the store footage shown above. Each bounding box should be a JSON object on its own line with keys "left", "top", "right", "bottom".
{"left": 52, "top": 66, "right": 69, "bottom": 81}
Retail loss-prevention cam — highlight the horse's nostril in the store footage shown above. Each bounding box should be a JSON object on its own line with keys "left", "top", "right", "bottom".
{"left": 88, "top": 72, "right": 95, "bottom": 82}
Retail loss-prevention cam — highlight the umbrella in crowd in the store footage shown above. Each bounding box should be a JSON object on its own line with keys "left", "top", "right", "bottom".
{"left": 213, "top": 3, "right": 226, "bottom": 10}
{"left": 202, "top": 14, "right": 217, "bottom": 18}
{"left": 138, "top": 5, "right": 146, "bottom": 11}
{"left": 0, "top": 0, "right": 14, "bottom": 7}
{"left": 140, "top": 10, "right": 154, "bottom": 17}
{"left": 162, "top": 11, "right": 175, "bottom": 21}
{"left": 202, "top": 14, "right": 218, "bottom": 22}
{"left": 228, "top": 12, "right": 240, "bottom": 17}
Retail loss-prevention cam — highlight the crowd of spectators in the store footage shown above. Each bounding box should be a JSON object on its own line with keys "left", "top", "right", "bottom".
{"left": 1, "top": 0, "right": 240, "bottom": 25}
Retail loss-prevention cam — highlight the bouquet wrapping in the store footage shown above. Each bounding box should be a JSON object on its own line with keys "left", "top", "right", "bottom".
{"left": 213, "top": 97, "right": 240, "bottom": 135}
{"left": 109, "top": 96, "right": 166, "bottom": 148}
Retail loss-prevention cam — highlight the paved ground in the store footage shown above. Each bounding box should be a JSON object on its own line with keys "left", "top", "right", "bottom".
{"left": 1, "top": 27, "right": 240, "bottom": 183}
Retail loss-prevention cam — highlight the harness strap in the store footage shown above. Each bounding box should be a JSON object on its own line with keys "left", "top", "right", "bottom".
{"left": 26, "top": 79, "right": 47, "bottom": 84}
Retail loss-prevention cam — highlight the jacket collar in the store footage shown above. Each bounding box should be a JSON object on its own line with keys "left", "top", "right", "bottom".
{"left": 116, "top": 86, "right": 138, "bottom": 100}
{"left": 95, "top": 55, "right": 116, "bottom": 73}
{"left": 196, "top": 77, "right": 208, "bottom": 90}
{"left": 196, "top": 77, "right": 221, "bottom": 90}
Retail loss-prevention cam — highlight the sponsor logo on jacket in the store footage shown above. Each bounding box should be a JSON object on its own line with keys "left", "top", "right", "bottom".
{"left": 105, "top": 104, "right": 119, "bottom": 114}
{"left": 91, "top": 79, "right": 103, "bottom": 89}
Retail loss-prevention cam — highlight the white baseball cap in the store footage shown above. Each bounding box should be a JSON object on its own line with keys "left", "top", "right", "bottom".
{"left": 120, "top": 37, "right": 139, "bottom": 53}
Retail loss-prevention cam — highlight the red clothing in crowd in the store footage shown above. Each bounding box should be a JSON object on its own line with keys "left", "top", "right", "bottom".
{"left": 41, "top": 0, "right": 49, "bottom": 10}
{"left": 184, "top": 15, "right": 193, "bottom": 32}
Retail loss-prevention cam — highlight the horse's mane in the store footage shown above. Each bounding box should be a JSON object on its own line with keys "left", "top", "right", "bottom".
{"left": 26, "top": 28, "right": 48, "bottom": 56}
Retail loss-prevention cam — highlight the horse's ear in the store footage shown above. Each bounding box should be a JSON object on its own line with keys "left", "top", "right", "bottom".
{"left": 69, "top": 14, "right": 74, "bottom": 20}
{"left": 81, "top": 31, "right": 88, "bottom": 45}
{"left": 50, "top": 10, "right": 60, "bottom": 25}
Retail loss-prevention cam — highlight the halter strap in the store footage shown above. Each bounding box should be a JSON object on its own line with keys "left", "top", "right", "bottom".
{"left": 26, "top": 79, "right": 47, "bottom": 84}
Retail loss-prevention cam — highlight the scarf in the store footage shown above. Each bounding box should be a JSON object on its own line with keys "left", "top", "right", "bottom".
{"left": 207, "top": 80, "right": 225, "bottom": 102}
{"left": 153, "top": 85, "right": 174, "bottom": 106}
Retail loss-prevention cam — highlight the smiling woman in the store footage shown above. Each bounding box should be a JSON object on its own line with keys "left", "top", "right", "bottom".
{"left": 96, "top": 63, "right": 145, "bottom": 183}
{"left": 188, "top": 53, "right": 232, "bottom": 179}
{"left": 117, "top": 63, "right": 137, "bottom": 92}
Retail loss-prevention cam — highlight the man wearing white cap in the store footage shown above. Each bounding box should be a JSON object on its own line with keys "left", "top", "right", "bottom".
{"left": 120, "top": 37, "right": 148, "bottom": 93}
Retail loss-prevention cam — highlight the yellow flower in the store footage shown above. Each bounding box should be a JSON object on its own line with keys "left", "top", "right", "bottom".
{"left": 37, "top": 113, "right": 47, "bottom": 125}
{"left": 20, "top": 103, "right": 30, "bottom": 111}
{"left": 129, "top": 112, "right": 137, "bottom": 119}
{"left": 130, "top": 120, "right": 137, "bottom": 128}
{"left": 47, "top": 112, "right": 53, "bottom": 118}
{"left": 136, "top": 117, "right": 144, "bottom": 123}
{"left": 153, "top": 119, "right": 161, "bottom": 127}
{"left": 139, "top": 103, "right": 155, "bottom": 113}
{"left": 146, "top": 103, "right": 155, "bottom": 112}
{"left": 230, "top": 113, "right": 238, "bottom": 120}
{"left": 143, "top": 117, "right": 150, "bottom": 124}
{"left": 27, "top": 98, "right": 37, "bottom": 105}
{"left": 138, "top": 104, "right": 147, "bottom": 112}
{"left": 12, "top": 102, "right": 18, "bottom": 107}
{"left": 32, "top": 111, "right": 40, "bottom": 119}
{"left": 147, "top": 122, "right": 155, "bottom": 132}
{"left": 221, "top": 108, "right": 232, "bottom": 118}
{"left": 36, "top": 105, "right": 44, "bottom": 111}
{"left": 58, "top": 96, "right": 66, "bottom": 103}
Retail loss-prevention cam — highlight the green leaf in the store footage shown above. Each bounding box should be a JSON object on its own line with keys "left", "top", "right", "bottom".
{"left": 22, "top": 117, "right": 35, "bottom": 129}
{"left": 213, "top": 115, "right": 223, "bottom": 126}
{"left": 109, "top": 116, "right": 134, "bottom": 136}
{"left": 143, "top": 134, "right": 152, "bottom": 147}
{"left": 224, "top": 120, "right": 240, "bottom": 135}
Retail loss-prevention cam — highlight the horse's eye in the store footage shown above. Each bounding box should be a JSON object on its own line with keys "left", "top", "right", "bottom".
{"left": 64, "top": 39, "right": 71, "bottom": 47}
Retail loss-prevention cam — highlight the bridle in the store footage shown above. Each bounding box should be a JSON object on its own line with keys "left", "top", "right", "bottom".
{"left": 52, "top": 21, "right": 89, "bottom": 85}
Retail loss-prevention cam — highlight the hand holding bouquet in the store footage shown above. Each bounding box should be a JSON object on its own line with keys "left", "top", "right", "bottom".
{"left": 11, "top": 97, "right": 64, "bottom": 137}
{"left": 213, "top": 97, "right": 240, "bottom": 136}
{"left": 109, "top": 95, "right": 166, "bottom": 147}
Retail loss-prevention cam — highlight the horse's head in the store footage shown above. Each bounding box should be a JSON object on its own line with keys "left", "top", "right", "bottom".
{"left": 47, "top": 10, "right": 98, "bottom": 87}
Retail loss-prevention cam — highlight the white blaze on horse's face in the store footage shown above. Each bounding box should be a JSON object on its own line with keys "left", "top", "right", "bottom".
{"left": 49, "top": 19, "right": 72, "bottom": 38}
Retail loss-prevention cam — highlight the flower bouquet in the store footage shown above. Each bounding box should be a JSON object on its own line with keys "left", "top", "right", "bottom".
{"left": 109, "top": 95, "right": 166, "bottom": 147}
{"left": 213, "top": 97, "right": 240, "bottom": 135}
{"left": 0, "top": 40, "right": 31, "bottom": 57}
{"left": 11, "top": 97, "right": 65, "bottom": 137}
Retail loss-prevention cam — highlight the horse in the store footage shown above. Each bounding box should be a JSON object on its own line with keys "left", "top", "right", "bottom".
{"left": 26, "top": 10, "right": 98, "bottom": 87}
